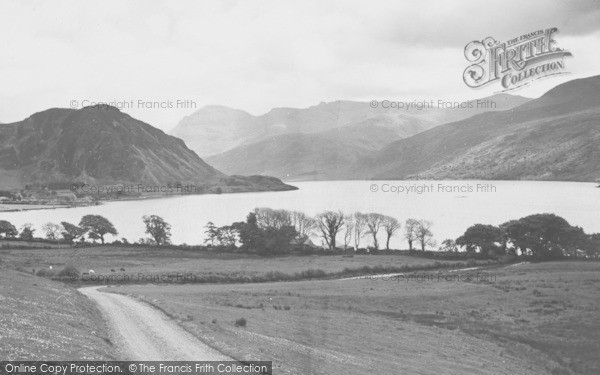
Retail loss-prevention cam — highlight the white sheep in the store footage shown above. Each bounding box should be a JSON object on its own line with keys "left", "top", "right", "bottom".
{"left": 89, "top": 270, "right": 96, "bottom": 274}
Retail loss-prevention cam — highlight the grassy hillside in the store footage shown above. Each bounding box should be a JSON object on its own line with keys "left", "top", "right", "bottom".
{"left": 350, "top": 75, "right": 600, "bottom": 181}
{"left": 0, "top": 267, "right": 116, "bottom": 360}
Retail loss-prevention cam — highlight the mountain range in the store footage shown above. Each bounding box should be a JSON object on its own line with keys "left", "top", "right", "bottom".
{"left": 0, "top": 106, "right": 293, "bottom": 192}
{"left": 348, "top": 75, "right": 600, "bottom": 181}
{"left": 173, "top": 95, "right": 529, "bottom": 158}
{"left": 176, "top": 76, "right": 600, "bottom": 182}
{"left": 197, "top": 95, "right": 530, "bottom": 180}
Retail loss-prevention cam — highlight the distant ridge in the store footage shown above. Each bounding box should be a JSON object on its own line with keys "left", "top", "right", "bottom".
{"left": 202, "top": 94, "right": 530, "bottom": 180}
{"left": 171, "top": 94, "right": 530, "bottom": 159}
{"left": 348, "top": 75, "right": 600, "bottom": 182}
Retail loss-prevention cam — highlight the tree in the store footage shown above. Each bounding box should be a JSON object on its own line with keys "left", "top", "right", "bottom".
{"left": 0, "top": 220, "right": 18, "bottom": 238}
{"left": 353, "top": 212, "right": 367, "bottom": 250}
{"left": 204, "top": 222, "right": 219, "bottom": 246}
{"left": 234, "top": 213, "right": 264, "bottom": 251}
{"left": 290, "top": 211, "right": 316, "bottom": 247}
{"left": 235, "top": 212, "right": 296, "bottom": 254}
{"left": 500, "top": 214, "right": 586, "bottom": 259}
{"left": 217, "top": 225, "right": 238, "bottom": 248}
{"left": 381, "top": 216, "right": 401, "bottom": 250}
{"left": 42, "top": 222, "right": 63, "bottom": 241}
{"left": 61, "top": 222, "right": 84, "bottom": 245}
{"left": 254, "top": 208, "right": 292, "bottom": 230}
{"left": 415, "top": 220, "right": 435, "bottom": 251}
{"left": 585, "top": 233, "right": 600, "bottom": 257}
{"left": 316, "top": 211, "right": 345, "bottom": 251}
{"left": 19, "top": 223, "right": 35, "bottom": 241}
{"left": 142, "top": 215, "right": 172, "bottom": 245}
{"left": 79, "top": 215, "right": 118, "bottom": 244}
{"left": 404, "top": 219, "right": 420, "bottom": 251}
{"left": 456, "top": 224, "right": 504, "bottom": 255}
{"left": 342, "top": 215, "right": 354, "bottom": 250}
{"left": 365, "top": 213, "right": 384, "bottom": 250}
{"left": 440, "top": 239, "right": 458, "bottom": 252}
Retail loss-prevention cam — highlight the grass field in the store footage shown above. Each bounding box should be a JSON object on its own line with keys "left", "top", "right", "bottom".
{"left": 109, "top": 262, "right": 600, "bottom": 375}
{"left": 0, "top": 267, "right": 116, "bottom": 360}
{"left": 0, "top": 245, "right": 480, "bottom": 283}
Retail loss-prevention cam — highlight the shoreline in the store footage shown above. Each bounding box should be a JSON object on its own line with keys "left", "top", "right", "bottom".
{"left": 0, "top": 186, "right": 299, "bottom": 213}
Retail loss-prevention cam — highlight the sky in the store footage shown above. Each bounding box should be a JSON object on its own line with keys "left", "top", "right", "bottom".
{"left": 1, "top": 0, "right": 599, "bottom": 131}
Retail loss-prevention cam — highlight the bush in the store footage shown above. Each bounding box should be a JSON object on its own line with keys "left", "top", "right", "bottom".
{"left": 36, "top": 268, "right": 56, "bottom": 278}
{"left": 466, "top": 258, "right": 477, "bottom": 267}
{"left": 57, "top": 265, "right": 81, "bottom": 279}
{"left": 235, "top": 317, "right": 247, "bottom": 327}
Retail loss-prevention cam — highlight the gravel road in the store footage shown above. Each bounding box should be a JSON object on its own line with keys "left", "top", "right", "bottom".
{"left": 79, "top": 286, "right": 230, "bottom": 361}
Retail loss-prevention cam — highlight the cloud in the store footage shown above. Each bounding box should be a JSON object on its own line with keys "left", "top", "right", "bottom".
{"left": 0, "top": 0, "right": 599, "bottom": 130}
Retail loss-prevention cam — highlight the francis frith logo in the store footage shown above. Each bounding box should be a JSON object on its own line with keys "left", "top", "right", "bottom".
{"left": 463, "top": 27, "right": 572, "bottom": 91}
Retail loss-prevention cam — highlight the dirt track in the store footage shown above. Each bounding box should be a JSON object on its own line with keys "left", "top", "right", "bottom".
{"left": 79, "top": 287, "right": 230, "bottom": 361}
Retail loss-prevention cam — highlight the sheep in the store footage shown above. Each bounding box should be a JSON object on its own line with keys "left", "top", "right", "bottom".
{"left": 120, "top": 268, "right": 126, "bottom": 272}
{"left": 89, "top": 270, "right": 95, "bottom": 274}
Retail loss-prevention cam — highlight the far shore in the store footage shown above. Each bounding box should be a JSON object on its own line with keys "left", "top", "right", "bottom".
{"left": 0, "top": 185, "right": 298, "bottom": 213}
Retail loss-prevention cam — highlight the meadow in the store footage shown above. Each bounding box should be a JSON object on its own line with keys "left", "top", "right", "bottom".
{"left": 109, "top": 262, "right": 600, "bottom": 375}
{"left": 0, "top": 245, "right": 480, "bottom": 283}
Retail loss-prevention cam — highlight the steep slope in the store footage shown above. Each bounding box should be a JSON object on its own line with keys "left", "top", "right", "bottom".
{"left": 0, "top": 106, "right": 294, "bottom": 192}
{"left": 350, "top": 75, "right": 600, "bottom": 182}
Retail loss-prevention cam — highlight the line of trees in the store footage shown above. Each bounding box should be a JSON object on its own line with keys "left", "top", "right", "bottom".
{"left": 200, "top": 208, "right": 435, "bottom": 254}
{"left": 2, "top": 210, "right": 598, "bottom": 259}
{"left": 0, "top": 214, "right": 172, "bottom": 247}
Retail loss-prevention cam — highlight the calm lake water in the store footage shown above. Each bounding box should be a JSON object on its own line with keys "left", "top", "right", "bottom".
{"left": 2, "top": 180, "right": 599, "bottom": 249}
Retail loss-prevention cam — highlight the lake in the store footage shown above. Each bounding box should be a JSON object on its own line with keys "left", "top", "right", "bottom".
{"left": 1, "top": 180, "right": 599, "bottom": 249}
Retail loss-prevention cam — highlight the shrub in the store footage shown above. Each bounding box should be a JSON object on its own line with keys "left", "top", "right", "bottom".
{"left": 36, "top": 268, "right": 56, "bottom": 278}
{"left": 235, "top": 317, "right": 247, "bottom": 327}
{"left": 466, "top": 258, "right": 477, "bottom": 267}
{"left": 57, "top": 265, "right": 81, "bottom": 279}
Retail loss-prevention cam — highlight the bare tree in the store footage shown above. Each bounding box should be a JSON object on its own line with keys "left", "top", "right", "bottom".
{"left": 382, "top": 216, "right": 401, "bottom": 250}
{"left": 254, "top": 207, "right": 292, "bottom": 229}
{"left": 342, "top": 215, "right": 354, "bottom": 250}
{"left": 353, "top": 212, "right": 367, "bottom": 250}
{"left": 365, "top": 213, "right": 384, "bottom": 251}
{"left": 42, "top": 222, "right": 63, "bottom": 241}
{"left": 316, "top": 210, "right": 345, "bottom": 251}
{"left": 290, "top": 210, "right": 316, "bottom": 246}
{"left": 416, "top": 220, "right": 435, "bottom": 251}
{"left": 404, "top": 218, "right": 420, "bottom": 251}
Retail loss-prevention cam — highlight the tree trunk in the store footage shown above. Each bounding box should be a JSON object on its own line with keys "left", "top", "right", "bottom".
{"left": 408, "top": 240, "right": 413, "bottom": 251}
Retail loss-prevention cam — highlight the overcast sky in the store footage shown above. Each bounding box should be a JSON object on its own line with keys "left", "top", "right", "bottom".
{"left": 1, "top": 0, "right": 599, "bottom": 131}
